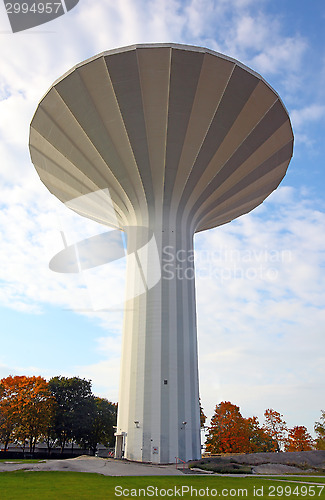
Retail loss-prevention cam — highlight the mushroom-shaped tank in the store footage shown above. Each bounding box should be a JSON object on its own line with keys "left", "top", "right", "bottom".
{"left": 29, "top": 43, "right": 293, "bottom": 463}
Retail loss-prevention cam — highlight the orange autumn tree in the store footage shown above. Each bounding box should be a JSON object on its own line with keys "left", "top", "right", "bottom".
{"left": 285, "top": 426, "right": 314, "bottom": 452}
{"left": 205, "top": 402, "right": 278, "bottom": 454}
{"left": 205, "top": 401, "right": 251, "bottom": 453}
{"left": 0, "top": 375, "right": 55, "bottom": 452}
{"left": 0, "top": 379, "right": 17, "bottom": 451}
{"left": 263, "top": 409, "right": 287, "bottom": 452}
{"left": 16, "top": 376, "right": 55, "bottom": 453}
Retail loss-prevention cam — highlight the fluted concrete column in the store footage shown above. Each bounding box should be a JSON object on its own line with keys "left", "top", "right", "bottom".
{"left": 116, "top": 218, "right": 201, "bottom": 463}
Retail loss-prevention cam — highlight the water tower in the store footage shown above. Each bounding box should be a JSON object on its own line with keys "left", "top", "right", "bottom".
{"left": 29, "top": 44, "right": 293, "bottom": 463}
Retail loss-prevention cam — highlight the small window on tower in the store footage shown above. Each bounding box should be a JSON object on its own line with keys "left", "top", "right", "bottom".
{"left": 164, "top": 380, "right": 168, "bottom": 385}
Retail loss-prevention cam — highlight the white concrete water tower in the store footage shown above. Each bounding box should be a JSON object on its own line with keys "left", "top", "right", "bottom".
{"left": 29, "top": 44, "right": 293, "bottom": 463}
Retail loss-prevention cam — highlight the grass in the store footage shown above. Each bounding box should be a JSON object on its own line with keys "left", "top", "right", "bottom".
{"left": 270, "top": 476, "right": 325, "bottom": 483}
{"left": 1, "top": 473, "right": 325, "bottom": 499}
{"left": 0, "top": 459, "right": 44, "bottom": 463}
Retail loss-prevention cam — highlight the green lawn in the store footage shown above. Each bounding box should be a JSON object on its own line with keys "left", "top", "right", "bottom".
{"left": 269, "top": 476, "right": 325, "bottom": 483}
{"left": 0, "top": 459, "right": 44, "bottom": 463}
{"left": 0, "top": 473, "right": 325, "bottom": 499}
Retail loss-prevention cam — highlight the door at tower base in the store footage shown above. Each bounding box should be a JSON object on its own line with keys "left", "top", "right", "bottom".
{"left": 115, "top": 433, "right": 126, "bottom": 459}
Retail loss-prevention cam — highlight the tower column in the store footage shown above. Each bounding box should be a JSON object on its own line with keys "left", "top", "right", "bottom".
{"left": 115, "top": 222, "right": 201, "bottom": 463}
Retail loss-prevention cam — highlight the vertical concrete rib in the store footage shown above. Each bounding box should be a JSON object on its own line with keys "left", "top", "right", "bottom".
{"left": 104, "top": 51, "right": 154, "bottom": 213}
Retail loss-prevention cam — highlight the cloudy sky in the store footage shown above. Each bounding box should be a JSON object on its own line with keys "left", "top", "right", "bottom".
{"left": 0, "top": 0, "right": 324, "bottom": 438}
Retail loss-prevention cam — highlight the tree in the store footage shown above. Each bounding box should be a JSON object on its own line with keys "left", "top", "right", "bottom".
{"left": 0, "top": 375, "right": 54, "bottom": 453}
{"left": 263, "top": 409, "right": 287, "bottom": 452}
{"left": 78, "top": 397, "right": 117, "bottom": 455}
{"left": 0, "top": 378, "right": 17, "bottom": 451}
{"left": 246, "top": 416, "right": 277, "bottom": 453}
{"left": 16, "top": 376, "right": 55, "bottom": 453}
{"left": 285, "top": 426, "right": 314, "bottom": 451}
{"left": 49, "top": 376, "right": 93, "bottom": 454}
{"left": 200, "top": 399, "right": 206, "bottom": 428}
{"left": 205, "top": 401, "right": 251, "bottom": 454}
{"left": 43, "top": 417, "right": 59, "bottom": 456}
{"left": 314, "top": 411, "right": 325, "bottom": 450}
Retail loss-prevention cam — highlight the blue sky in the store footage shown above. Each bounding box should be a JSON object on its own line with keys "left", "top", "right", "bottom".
{"left": 0, "top": 0, "right": 324, "bottom": 437}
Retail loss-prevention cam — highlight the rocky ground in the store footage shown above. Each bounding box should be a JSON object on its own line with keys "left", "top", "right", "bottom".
{"left": 190, "top": 450, "right": 325, "bottom": 474}
{"left": 0, "top": 455, "right": 184, "bottom": 476}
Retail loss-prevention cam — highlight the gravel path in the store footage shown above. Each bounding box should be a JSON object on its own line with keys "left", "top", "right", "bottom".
{"left": 0, "top": 456, "right": 185, "bottom": 476}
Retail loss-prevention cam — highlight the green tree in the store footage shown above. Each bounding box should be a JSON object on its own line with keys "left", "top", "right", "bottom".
{"left": 78, "top": 397, "right": 117, "bottom": 455}
{"left": 315, "top": 410, "right": 325, "bottom": 450}
{"left": 49, "top": 376, "right": 93, "bottom": 454}
{"left": 200, "top": 399, "right": 206, "bottom": 429}
{"left": 246, "top": 416, "right": 277, "bottom": 452}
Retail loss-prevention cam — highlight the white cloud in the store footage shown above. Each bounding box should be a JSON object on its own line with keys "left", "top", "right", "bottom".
{"left": 0, "top": 184, "right": 127, "bottom": 332}
{"left": 75, "top": 335, "right": 122, "bottom": 401}
{"left": 291, "top": 104, "right": 325, "bottom": 130}
{"left": 176, "top": 0, "right": 308, "bottom": 84}
{"left": 250, "top": 35, "right": 307, "bottom": 76}
{"left": 75, "top": 358, "right": 120, "bottom": 402}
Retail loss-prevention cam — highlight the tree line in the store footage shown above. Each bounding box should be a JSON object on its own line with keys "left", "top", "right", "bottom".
{"left": 0, "top": 375, "right": 117, "bottom": 456}
{"left": 2, "top": 378, "right": 324, "bottom": 457}
{"left": 205, "top": 401, "right": 325, "bottom": 454}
